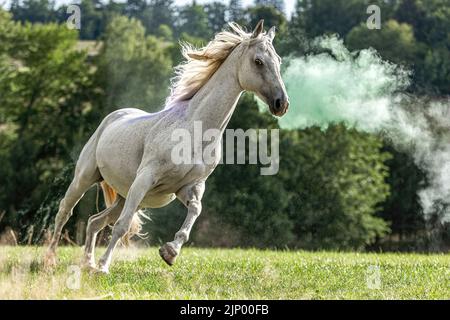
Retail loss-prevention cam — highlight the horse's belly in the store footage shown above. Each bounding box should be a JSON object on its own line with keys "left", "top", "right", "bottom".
{"left": 141, "top": 192, "right": 177, "bottom": 208}
{"left": 100, "top": 172, "right": 176, "bottom": 208}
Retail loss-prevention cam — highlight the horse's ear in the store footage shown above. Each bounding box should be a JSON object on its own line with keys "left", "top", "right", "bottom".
{"left": 267, "top": 27, "right": 276, "bottom": 41}
{"left": 267, "top": 26, "right": 276, "bottom": 42}
{"left": 251, "top": 19, "right": 264, "bottom": 38}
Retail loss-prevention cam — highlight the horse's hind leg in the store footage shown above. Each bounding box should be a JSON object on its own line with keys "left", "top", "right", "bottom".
{"left": 83, "top": 196, "right": 125, "bottom": 269}
{"left": 97, "top": 168, "right": 155, "bottom": 273}
{"left": 44, "top": 145, "right": 101, "bottom": 268}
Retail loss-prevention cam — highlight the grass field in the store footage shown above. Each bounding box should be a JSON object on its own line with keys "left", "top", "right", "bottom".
{"left": 0, "top": 246, "right": 448, "bottom": 299}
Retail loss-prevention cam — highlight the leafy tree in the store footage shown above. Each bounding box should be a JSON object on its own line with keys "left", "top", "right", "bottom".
{"left": 292, "top": 0, "right": 366, "bottom": 38}
{"left": 281, "top": 125, "right": 391, "bottom": 250}
{"left": 0, "top": 19, "right": 98, "bottom": 237}
{"left": 77, "top": 0, "right": 107, "bottom": 40}
{"left": 0, "top": 10, "right": 17, "bottom": 56}
{"left": 228, "top": 0, "right": 245, "bottom": 24}
{"left": 124, "top": 0, "right": 147, "bottom": 18}
{"left": 255, "top": 0, "right": 285, "bottom": 14}
{"left": 104, "top": 0, "right": 126, "bottom": 16}
{"left": 422, "top": 45, "right": 450, "bottom": 94}
{"left": 376, "top": 144, "right": 426, "bottom": 250}
{"left": 394, "top": 0, "right": 450, "bottom": 95}
{"left": 96, "top": 16, "right": 173, "bottom": 113}
{"left": 346, "top": 17, "right": 449, "bottom": 95}
{"left": 123, "top": 0, "right": 151, "bottom": 34}
{"left": 291, "top": 0, "right": 396, "bottom": 38}
{"left": 146, "top": 0, "right": 175, "bottom": 32}
{"left": 0, "top": 12, "right": 20, "bottom": 223}
{"left": 205, "top": 2, "right": 227, "bottom": 33}
{"left": 10, "top": 0, "right": 56, "bottom": 24}
{"left": 395, "top": 0, "right": 450, "bottom": 47}
{"left": 156, "top": 24, "right": 174, "bottom": 41}
{"left": 177, "top": 1, "right": 211, "bottom": 39}
{"left": 346, "top": 20, "right": 419, "bottom": 66}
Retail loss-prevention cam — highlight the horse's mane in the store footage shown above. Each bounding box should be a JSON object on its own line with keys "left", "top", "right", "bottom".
{"left": 166, "top": 22, "right": 259, "bottom": 106}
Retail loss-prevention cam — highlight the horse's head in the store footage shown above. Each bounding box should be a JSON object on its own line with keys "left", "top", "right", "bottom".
{"left": 238, "top": 20, "right": 289, "bottom": 117}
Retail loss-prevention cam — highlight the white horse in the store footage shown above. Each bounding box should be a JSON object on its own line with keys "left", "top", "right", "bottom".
{"left": 44, "top": 20, "right": 289, "bottom": 273}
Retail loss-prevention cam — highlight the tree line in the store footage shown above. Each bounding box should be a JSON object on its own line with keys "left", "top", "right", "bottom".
{"left": 0, "top": 0, "right": 449, "bottom": 251}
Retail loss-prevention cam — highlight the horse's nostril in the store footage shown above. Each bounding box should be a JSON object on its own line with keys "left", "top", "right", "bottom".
{"left": 275, "top": 99, "right": 282, "bottom": 110}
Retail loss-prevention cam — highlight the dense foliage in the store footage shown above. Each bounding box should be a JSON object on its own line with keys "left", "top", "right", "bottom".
{"left": 0, "top": 0, "right": 448, "bottom": 251}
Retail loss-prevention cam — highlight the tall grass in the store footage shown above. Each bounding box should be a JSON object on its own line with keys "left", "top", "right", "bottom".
{"left": 0, "top": 246, "right": 448, "bottom": 299}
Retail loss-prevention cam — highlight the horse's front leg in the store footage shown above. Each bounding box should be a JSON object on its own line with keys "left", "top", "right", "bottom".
{"left": 97, "top": 168, "right": 155, "bottom": 273}
{"left": 159, "top": 181, "right": 205, "bottom": 266}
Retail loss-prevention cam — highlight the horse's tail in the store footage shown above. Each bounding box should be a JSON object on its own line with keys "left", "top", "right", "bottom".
{"left": 100, "top": 181, "right": 149, "bottom": 246}
{"left": 101, "top": 181, "right": 117, "bottom": 207}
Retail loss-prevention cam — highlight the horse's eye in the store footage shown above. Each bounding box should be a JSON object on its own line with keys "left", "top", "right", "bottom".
{"left": 255, "top": 58, "right": 263, "bottom": 66}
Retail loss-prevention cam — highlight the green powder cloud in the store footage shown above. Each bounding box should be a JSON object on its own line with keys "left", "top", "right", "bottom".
{"left": 280, "top": 35, "right": 410, "bottom": 131}
{"left": 275, "top": 35, "right": 450, "bottom": 223}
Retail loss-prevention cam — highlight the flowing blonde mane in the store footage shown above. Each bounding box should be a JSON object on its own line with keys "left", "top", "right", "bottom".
{"left": 166, "top": 23, "right": 260, "bottom": 105}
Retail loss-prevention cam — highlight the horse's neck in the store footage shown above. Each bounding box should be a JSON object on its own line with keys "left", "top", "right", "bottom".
{"left": 187, "top": 50, "right": 243, "bottom": 133}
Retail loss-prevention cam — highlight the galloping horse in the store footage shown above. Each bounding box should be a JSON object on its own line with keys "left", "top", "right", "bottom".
{"left": 44, "top": 20, "right": 289, "bottom": 273}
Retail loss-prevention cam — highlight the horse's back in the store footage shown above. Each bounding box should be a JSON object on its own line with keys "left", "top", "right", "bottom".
{"left": 72, "top": 109, "right": 141, "bottom": 178}
{"left": 100, "top": 108, "right": 150, "bottom": 129}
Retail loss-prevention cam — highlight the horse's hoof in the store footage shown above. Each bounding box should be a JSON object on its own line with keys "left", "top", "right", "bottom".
{"left": 91, "top": 266, "right": 109, "bottom": 275}
{"left": 82, "top": 262, "right": 97, "bottom": 272}
{"left": 43, "top": 251, "right": 57, "bottom": 271}
{"left": 159, "top": 243, "right": 178, "bottom": 266}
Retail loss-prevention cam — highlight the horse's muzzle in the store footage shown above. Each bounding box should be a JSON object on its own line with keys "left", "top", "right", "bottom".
{"left": 270, "top": 95, "right": 289, "bottom": 117}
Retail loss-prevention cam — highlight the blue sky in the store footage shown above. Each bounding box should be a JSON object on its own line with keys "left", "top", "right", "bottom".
{"left": 1, "top": 0, "right": 297, "bottom": 17}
